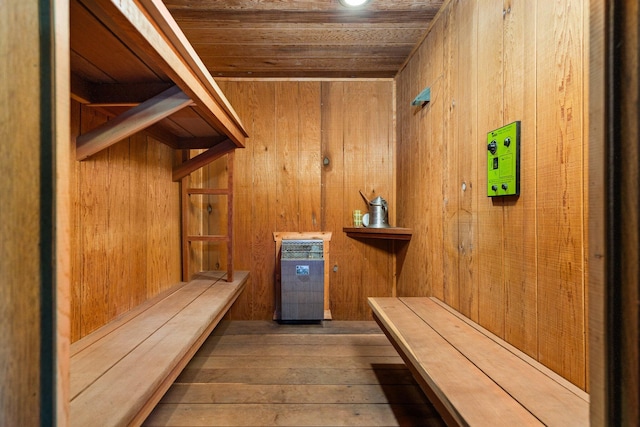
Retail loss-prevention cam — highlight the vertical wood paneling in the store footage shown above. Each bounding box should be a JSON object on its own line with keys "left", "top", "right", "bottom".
{"left": 79, "top": 106, "right": 110, "bottom": 337}
{"left": 535, "top": 0, "right": 586, "bottom": 388}
{"left": 503, "top": 0, "right": 539, "bottom": 358}
{"left": 475, "top": 0, "right": 506, "bottom": 337}
{"left": 250, "top": 82, "right": 278, "bottom": 319}
{"left": 69, "top": 101, "right": 83, "bottom": 342}
{"left": 217, "top": 80, "right": 394, "bottom": 320}
{"left": 146, "top": 140, "right": 180, "bottom": 297}
{"left": 425, "top": 16, "right": 446, "bottom": 301}
{"left": 441, "top": 3, "right": 460, "bottom": 309}
{"left": 70, "top": 101, "right": 181, "bottom": 341}
{"left": 396, "top": 0, "right": 588, "bottom": 388}
{"left": 107, "top": 139, "right": 131, "bottom": 319}
{"left": 359, "top": 81, "right": 394, "bottom": 319}
{"left": 455, "top": 0, "right": 479, "bottom": 321}
{"left": 394, "top": 46, "right": 424, "bottom": 295}
{"left": 129, "top": 133, "right": 149, "bottom": 310}
{"left": 275, "top": 82, "right": 300, "bottom": 232}
{"left": 299, "top": 82, "right": 322, "bottom": 232}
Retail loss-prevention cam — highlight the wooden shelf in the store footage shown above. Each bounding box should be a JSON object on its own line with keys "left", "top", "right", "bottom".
{"left": 343, "top": 227, "right": 413, "bottom": 241}
{"left": 70, "top": 0, "right": 248, "bottom": 164}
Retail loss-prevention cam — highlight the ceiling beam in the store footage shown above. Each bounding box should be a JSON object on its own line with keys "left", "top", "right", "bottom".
{"left": 172, "top": 139, "right": 235, "bottom": 181}
{"left": 76, "top": 85, "right": 191, "bottom": 160}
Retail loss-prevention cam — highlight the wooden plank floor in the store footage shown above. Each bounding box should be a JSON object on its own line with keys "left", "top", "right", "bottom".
{"left": 144, "top": 320, "right": 445, "bottom": 426}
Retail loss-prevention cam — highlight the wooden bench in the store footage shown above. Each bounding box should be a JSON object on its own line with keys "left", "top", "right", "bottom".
{"left": 70, "top": 271, "right": 248, "bottom": 427}
{"left": 369, "top": 297, "right": 590, "bottom": 427}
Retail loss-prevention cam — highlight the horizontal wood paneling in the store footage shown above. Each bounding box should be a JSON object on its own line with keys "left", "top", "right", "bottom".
{"left": 215, "top": 80, "right": 395, "bottom": 320}
{"left": 396, "top": 0, "right": 588, "bottom": 389}
{"left": 69, "top": 100, "right": 181, "bottom": 342}
{"left": 165, "top": 0, "right": 444, "bottom": 78}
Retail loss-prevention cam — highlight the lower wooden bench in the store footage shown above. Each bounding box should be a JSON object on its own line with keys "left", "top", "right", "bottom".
{"left": 368, "top": 297, "right": 589, "bottom": 427}
{"left": 70, "top": 270, "right": 248, "bottom": 427}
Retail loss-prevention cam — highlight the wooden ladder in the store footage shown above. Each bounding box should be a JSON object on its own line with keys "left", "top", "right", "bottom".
{"left": 180, "top": 151, "right": 234, "bottom": 282}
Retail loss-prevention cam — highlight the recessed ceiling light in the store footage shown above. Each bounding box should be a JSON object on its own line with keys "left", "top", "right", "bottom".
{"left": 339, "top": 0, "right": 370, "bottom": 7}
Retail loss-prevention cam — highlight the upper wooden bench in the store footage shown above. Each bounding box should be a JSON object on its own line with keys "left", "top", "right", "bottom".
{"left": 369, "top": 296, "right": 589, "bottom": 427}
{"left": 70, "top": 271, "right": 248, "bottom": 427}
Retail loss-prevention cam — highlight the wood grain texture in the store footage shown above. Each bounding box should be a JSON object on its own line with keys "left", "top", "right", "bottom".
{"left": 395, "top": 0, "right": 589, "bottom": 389}
{"left": 587, "top": 0, "right": 606, "bottom": 418}
{"left": 369, "top": 297, "right": 542, "bottom": 426}
{"left": 440, "top": 2, "right": 460, "bottom": 310}
{"left": 250, "top": 82, "right": 278, "bottom": 319}
{"left": 163, "top": 0, "right": 445, "bottom": 78}
{"left": 370, "top": 297, "right": 589, "bottom": 426}
{"left": 475, "top": 0, "right": 505, "bottom": 337}
{"left": 211, "top": 80, "right": 394, "bottom": 320}
{"left": 75, "top": 86, "right": 192, "bottom": 160}
{"left": 535, "top": 0, "right": 586, "bottom": 388}
{"left": 145, "top": 320, "right": 444, "bottom": 426}
{"left": 70, "top": 101, "right": 182, "bottom": 341}
{"left": 502, "top": 0, "right": 539, "bottom": 359}
{"left": 404, "top": 297, "right": 589, "bottom": 426}
{"left": 0, "top": 0, "right": 43, "bottom": 423}
{"left": 71, "top": 272, "right": 248, "bottom": 427}
{"left": 454, "top": 0, "right": 478, "bottom": 321}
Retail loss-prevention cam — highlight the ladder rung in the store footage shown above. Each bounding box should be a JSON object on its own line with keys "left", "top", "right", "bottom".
{"left": 187, "top": 235, "right": 229, "bottom": 242}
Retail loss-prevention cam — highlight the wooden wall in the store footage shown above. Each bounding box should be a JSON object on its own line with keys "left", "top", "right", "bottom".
{"left": 206, "top": 80, "right": 396, "bottom": 320}
{"left": 69, "top": 100, "right": 182, "bottom": 342}
{"left": 396, "top": 0, "right": 589, "bottom": 389}
{"left": 1, "top": 1, "right": 46, "bottom": 423}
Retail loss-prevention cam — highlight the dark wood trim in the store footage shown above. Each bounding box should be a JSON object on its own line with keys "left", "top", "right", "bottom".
{"left": 609, "top": 0, "right": 639, "bottom": 424}
{"left": 172, "top": 139, "right": 235, "bottom": 181}
{"left": 76, "top": 85, "right": 192, "bottom": 160}
{"left": 590, "top": 0, "right": 640, "bottom": 424}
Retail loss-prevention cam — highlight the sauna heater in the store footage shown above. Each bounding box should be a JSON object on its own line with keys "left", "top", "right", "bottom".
{"left": 279, "top": 239, "right": 324, "bottom": 322}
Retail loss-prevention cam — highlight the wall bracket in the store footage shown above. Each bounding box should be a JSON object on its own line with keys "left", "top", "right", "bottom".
{"left": 412, "top": 87, "right": 431, "bottom": 106}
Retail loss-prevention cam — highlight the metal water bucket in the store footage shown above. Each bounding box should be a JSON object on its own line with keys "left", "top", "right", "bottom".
{"left": 367, "top": 196, "right": 389, "bottom": 228}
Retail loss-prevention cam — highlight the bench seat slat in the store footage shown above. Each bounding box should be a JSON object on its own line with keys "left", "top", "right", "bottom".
{"left": 70, "top": 271, "right": 248, "bottom": 427}
{"left": 70, "top": 279, "right": 217, "bottom": 398}
{"left": 369, "top": 297, "right": 542, "bottom": 426}
{"left": 401, "top": 297, "right": 589, "bottom": 427}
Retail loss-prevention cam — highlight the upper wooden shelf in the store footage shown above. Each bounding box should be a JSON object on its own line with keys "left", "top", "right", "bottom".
{"left": 343, "top": 227, "right": 413, "bottom": 241}
{"left": 70, "top": 0, "right": 248, "bottom": 170}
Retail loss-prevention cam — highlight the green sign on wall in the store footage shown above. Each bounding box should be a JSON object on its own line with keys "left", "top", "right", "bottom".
{"left": 487, "top": 121, "right": 520, "bottom": 197}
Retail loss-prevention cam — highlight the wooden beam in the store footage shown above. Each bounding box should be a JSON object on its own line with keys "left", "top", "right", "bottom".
{"left": 79, "top": 0, "right": 248, "bottom": 147}
{"left": 76, "top": 85, "right": 191, "bottom": 160}
{"left": 172, "top": 139, "right": 235, "bottom": 181}
{"left": 139, "top": 0, "right": 245, "bottom": 129}
{"left": 144, "top": 123, "right": 181, "bottom": 149}
{"left": 177, "top": 135, "right": 230, "bottom": 149}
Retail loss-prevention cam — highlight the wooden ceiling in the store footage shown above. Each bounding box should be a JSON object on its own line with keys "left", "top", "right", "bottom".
{"left": 163, "top": 0, "right": 446, "bottom": 78}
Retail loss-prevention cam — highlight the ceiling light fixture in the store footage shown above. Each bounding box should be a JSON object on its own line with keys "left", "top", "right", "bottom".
{"left": 339, "top": 0, "right": 370, "bottom": 7}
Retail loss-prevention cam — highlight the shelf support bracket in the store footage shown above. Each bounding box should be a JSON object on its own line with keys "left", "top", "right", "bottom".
{"left": 172, "top": 139, "right": 236, "bottom": 181}
{"left": 76, "top": 85, "right": 191, "bottom": 160}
